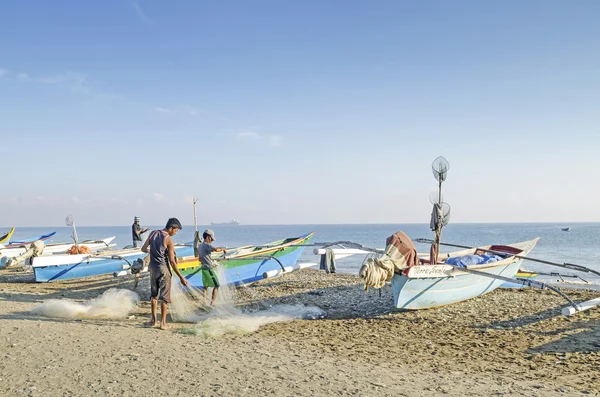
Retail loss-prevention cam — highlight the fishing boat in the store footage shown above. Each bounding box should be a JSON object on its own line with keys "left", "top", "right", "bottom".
{"left": 561, "top": 227, "right": 570, "bottom": 232}
{"left": 0, "top": 237, "right": 116, "bottom": 263}
{"left": 308, "top": 156, "right": 600, "bottom": 315}
{"left": 0, "top": 228, "right": 15, "bottom": 244}
{"left": 389, "top": 239, "right": 539, "bottom": 309}
{"left": 174, "top": 232, "right": 314, "bottom": 287}
{"left": 313, "top": 237, "right": 539, "bottom": 309}
{"left": 31, "top": 245, "right": 195, "bottom": 282}
{"left": 1, "top": 231, "right": 57, "bottom": 248}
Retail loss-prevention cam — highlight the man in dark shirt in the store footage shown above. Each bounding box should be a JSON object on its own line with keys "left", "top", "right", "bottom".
{"left": 131, "top": 216, "right": 149, "bottom": 248}
{"left": 141, "top": 217, "right": 188, "bottom": 330}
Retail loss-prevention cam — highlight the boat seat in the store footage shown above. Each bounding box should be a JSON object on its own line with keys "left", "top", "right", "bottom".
{"left": 485, "top": 245, "right": 523, "bottom": 256}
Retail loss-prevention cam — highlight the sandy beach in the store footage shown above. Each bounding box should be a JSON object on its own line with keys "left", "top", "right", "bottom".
{"left": 0, "top": 268, "right": 599, "bottom": 396}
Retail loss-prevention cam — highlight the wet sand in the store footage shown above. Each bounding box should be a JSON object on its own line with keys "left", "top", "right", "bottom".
{"left": 0, "top": 268, "right": 599, "bottom": 396}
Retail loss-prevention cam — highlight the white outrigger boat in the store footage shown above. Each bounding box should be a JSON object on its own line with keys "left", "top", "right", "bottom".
{"left": 315, "top": 237, "right": 540, "bottom": 310}
{"left": 0, "top": 237, "right": 116, "bottom": 266}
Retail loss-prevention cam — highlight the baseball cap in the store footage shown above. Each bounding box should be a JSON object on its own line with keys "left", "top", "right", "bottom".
{"left": 203, "top": 229, "right": 215, "bottom": 240}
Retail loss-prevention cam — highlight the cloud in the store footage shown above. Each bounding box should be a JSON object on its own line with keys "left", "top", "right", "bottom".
{"left": 187, "top": 106, "right": 201, "bottom": 116}
{"left": 182, "top": 195, "right": 196, "bottom": 205}
{"left": 131, "top": 1, "right": 152, "bottom": 23}
{"left": 0, "top": 69, "right": 7, "bottom": 78}
{"left": 37, "top": 72, "right": 91, "bottom": 95}
{"left": 154, "top": 192, "right": 166, "bottom": 202}
{"left": 269, "top": 135, "right": 283, "bottom": 147}
{"left": 0, "top": 196, "right": 22, "bottom": 205}
{"left": 234, "top": 130, "right": 284, "bottom": 146}
{"left": 236, "top": 131, "right": 261, "bottom": 139}
{"left": 10, "top": 70, "right": 111, "bottom": 100}
{"left": 154, "top": 107, "right": 173, "bottom": 114}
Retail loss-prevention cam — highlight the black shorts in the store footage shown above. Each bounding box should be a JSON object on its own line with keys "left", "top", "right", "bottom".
{"left": 150, "top": 266, "right": 172, "bottom": 303}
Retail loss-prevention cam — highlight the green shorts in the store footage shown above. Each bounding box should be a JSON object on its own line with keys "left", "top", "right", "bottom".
{"left": 202, "top": 268, "right": 220, "bottom": 288}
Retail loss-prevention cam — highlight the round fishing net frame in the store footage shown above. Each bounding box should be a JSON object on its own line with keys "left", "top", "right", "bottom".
{"left": 432, "top": 156, "right": 450, "bottom": 182}
{"left": 65, "top": 214, "right": 75, "bottom": 227}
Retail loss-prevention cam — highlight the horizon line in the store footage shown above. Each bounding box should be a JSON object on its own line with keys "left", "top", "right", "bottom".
{"left": 2, "top": 221, "right": 597, "bottom": 228}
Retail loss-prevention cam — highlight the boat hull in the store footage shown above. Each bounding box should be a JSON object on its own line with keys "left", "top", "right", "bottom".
{"left": 179, "top": 233, "right": 312, "bottom": 287}
{"left": 3, "top": 231, "right": 57, "bottom": 248}
{"left": 182, "top": 248, "right": 306, "bottom": 287}
{"left": 391, "top": 259, "right": 522, "bottom": 310}
{"left": 0, "top": 228, "right": 15, "bottom": 244}
{"left": 33, "top": 246, "right": 193, "bottom": 282}
{"left": 0, "top": 237, "right": 116, "bottom": 261}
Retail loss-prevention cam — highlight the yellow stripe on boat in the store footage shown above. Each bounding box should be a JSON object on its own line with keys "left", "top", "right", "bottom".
{"left": 0, "top": 228, "right": 15, "bottom": 244}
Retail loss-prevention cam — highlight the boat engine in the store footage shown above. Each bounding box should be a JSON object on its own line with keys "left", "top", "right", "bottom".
{"left": 130, "top": 258, "right": 145, "bottom": 274}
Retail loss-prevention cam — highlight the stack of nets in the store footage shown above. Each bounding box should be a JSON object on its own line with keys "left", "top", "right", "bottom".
{"left": 66, "top": 245, "right": 91, "bottom": 254}
{"left": 359, "top": 232, "right": 420, "bottom": 291}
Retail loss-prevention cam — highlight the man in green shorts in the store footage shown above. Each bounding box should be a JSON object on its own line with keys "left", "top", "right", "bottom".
{"left": 197, "top": 229, "right": 227, "bottom": 306}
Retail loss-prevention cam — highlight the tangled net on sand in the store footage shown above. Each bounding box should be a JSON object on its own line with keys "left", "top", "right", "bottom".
{"left": 179, "top": 304, "right": 326, "bottom": 338}
{"left": 32, "top": 288, "right": 139, "bottom": 319}
{"left": 168, "top": 268, "right": 326, "bottom": 337}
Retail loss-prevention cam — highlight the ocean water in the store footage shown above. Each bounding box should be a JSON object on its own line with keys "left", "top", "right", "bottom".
{"left": 3, "top": 223, "right": 599, "bottom": 283}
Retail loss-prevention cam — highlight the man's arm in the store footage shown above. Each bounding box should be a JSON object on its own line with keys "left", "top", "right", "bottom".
{"left": 141, "top": 236, "right": 150, "bottom": 253}
{"left": 167, "top": 236, "right": 188, "bottom": 286}
{"left": 211, "top": 246, "right": 227, "bottom": 254}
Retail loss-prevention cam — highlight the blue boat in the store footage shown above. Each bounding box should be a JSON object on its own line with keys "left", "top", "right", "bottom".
{"left": 176, "top": 232, "right": 314, "bottom": 287}
{"left": 390, "top": 239, "right": 539, "bottom": 310}
{"left": 32, "top": 245, "right": 194, "bottom": 282}
{"left": 3, "top": 231, "right": 57, "bottom": 248}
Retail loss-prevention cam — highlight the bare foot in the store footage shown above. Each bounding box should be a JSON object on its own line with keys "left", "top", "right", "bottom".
{"left": 144, "top": 321, "right": 157, "bottom": 327}
{"left": 159, "top": 323, "right": 172, "bottom": 330}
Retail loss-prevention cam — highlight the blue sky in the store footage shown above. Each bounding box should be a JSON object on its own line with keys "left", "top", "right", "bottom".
{"left": 1, "top": 0, "right": 599, "bottom": 226}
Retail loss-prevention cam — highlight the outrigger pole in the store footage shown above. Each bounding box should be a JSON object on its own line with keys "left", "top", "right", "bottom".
{"left": 290, "top": 241, "right": 384, "bottom": 255}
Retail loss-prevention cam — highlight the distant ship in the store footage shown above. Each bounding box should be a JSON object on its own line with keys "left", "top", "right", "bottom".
{"left": 561, "top": 227, "right": 570, "bottom": 232}
{"left": 210, "top": 218, "right": 240, "bottom": 226}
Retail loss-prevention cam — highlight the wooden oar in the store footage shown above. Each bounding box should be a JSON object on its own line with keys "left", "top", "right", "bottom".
{"left": 415, "top": 238, "right": 600, "bottom": 277}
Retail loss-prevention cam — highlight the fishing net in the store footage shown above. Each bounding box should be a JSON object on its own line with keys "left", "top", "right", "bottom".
{"left": 430, "top": 156, "right": 450, "bottom": 263}
{"left": 66, "top": 245, "right": 91, "bottom": 255}
{"left": 170, "top": 266, "right": 325, "bottom": 337}
{"left": 65, "top": 213, "right": 79, "bottom": 243}
{"left": 32, "top": 288, "right": 139, "bottom": 319}
{"left": 180, "top": 304, "right": 326, "bottom": 338}
{"left": 432, "top": 156, "right": 450, "bottom": 182}
{"left": 359, "top": 232, "right": 420, "bottom": 291}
